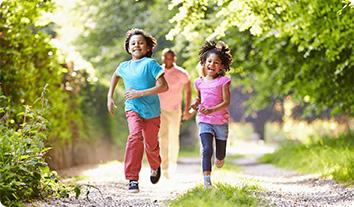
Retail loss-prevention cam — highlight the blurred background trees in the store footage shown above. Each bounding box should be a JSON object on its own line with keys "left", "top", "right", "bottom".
{"left": 168, "top": 0, "right": 353, "bottom": 115}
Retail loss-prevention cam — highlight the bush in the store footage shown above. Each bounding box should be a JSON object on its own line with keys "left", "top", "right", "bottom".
{"left": 0, "top": 97, "right": 76, "bottom": 206}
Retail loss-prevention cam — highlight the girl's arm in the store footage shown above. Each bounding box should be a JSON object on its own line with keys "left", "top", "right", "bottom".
{"left": 107, "top": 74, "right": 121, "bottom": 115}
{"left": 189, "top": 87, "right": 201, "bottom": 116}
{"left": 190, "top": 89, "right": 201, "bottom": 111}
{"left": 200, "top": 82, "right": 230, "bottom": 115}
{"left": 125, "top": 75, "right": 169, "bottom": 99}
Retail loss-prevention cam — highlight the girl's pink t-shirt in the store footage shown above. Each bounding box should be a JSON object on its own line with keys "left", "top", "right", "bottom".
{"left": 195, "top": 76, "right": 231, "bottom": 125}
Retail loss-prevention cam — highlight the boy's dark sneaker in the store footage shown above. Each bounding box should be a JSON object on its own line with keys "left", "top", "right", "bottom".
{"left": 150, "top": 167, "right": 161, "bottom": 184}
{"left": 128, "top": 180, "right": 139, "bottom": 193}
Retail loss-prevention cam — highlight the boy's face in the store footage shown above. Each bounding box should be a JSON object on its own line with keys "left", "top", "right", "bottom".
{"left": 128, "top": 34, "right": 149, "bottom": 60}
{"left": 162, "top": 53, "right": 175, "bottom": 69}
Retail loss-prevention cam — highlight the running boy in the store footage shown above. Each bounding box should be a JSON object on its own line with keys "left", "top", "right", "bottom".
{"left": 107, "top": 28, "right": 168, "bottom": 193}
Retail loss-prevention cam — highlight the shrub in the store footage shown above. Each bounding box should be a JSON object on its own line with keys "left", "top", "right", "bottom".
{"left": 0, "top": 96, "right": 77, "bottom": 206}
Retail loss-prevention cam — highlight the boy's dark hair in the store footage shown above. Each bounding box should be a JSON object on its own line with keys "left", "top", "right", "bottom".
{"left": 162, "top": 48, "right": 176, "bottom": 57}
{"left": 199, "top": 41, "right": 232, "bottom": 75}
{"left": 124, "top": 28, "right": 157, "bottom": 57}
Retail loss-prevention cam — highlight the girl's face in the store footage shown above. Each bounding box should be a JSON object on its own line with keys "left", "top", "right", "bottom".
{"left": 204, "top": 53, "right": 224, "bottom": 78}
{"left": 128, "top": 34, "right": 150, "bottom": 60}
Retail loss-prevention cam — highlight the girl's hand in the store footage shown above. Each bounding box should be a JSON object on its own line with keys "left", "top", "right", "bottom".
{"left": 107, "top": 97, "right": 117, "bottom": 115}
{"left": 200, "top": 107, "right": 214, "bottom": 115}
{"left": 190, "top": 98, "right": 201, "bottom": 111}
{"left": 125, "top": 89, "right": 144, "bottom": 100}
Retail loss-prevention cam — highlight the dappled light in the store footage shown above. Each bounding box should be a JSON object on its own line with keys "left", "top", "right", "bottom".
{"left": 1, "top": 0, "right": 353, "bottom": 206}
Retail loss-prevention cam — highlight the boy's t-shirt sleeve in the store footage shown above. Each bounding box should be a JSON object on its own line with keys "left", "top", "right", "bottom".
{"left": 149, "top": 59, "right": 164, "bottom": 80}
{"left": 115, "top": 63, "right": 123, "bottom": 78}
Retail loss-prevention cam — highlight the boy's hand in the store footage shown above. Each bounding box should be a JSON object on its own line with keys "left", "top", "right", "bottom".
{"left": 125, "top": 89, "right": 144, "bottom": 100}
{"left": 107, "top": 97, "right": 117, "bottom": 115}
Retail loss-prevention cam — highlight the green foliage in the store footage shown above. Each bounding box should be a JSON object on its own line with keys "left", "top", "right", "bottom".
{"left": 0, "top": 0, "right": 81, "bottom": 141}
{"left": 169, "top": 183, "right": 264, "bottom": 207}
{"left": 168, "top": 0, "right": 354, "bottom": 115}
{"left": 260, "top": 131, "right": 354, "bottom": 185}
{"left": 179, "top": 146, "right": 200, "bottom": 158}
{"left": 80, "top": 78, "right": 128, "bottom": 150}
{"left": 72, "top": 0, "right": 176, "bottom": 79}
{"left": 0, "top": 98, "right": 80, "bottom": 206}
{"left": 1, "top": 0, "right": 133, "bottom": 169}
{"left": 1, "top": 0, "right": 55, "bottom": 104}
{"left": 0, "top": 1, "right": 84, "bottom": 204}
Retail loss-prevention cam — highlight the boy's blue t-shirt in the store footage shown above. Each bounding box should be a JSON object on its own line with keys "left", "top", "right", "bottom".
{"left": 115, "top": 57, "right": 164, "bottom": 119}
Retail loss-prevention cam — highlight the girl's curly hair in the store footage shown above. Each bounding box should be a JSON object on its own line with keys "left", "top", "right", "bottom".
{"left": 124, "top": 28, "right": 157, "bottom": 57}
{"left": 199, "top": 41, "right": 232, "bottom": 75}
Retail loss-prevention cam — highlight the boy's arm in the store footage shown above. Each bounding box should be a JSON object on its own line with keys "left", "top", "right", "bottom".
{"left": 125, "top": 75, "right": 169, "bottom": 100}
{"left": 200, "top": 82, "right": 230, "bottom": 115}
{"left": 107, "top": 74, "right": 120, "bottom": 115}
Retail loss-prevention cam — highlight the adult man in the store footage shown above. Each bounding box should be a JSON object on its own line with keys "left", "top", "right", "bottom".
{"left": 158, "top": 48, "right": 192, "bottom": 178}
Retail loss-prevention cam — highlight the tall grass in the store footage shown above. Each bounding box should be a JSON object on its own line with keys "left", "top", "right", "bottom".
{"left": 169, "top": 184, "right": 265, "bottom": 207}
{"left": 260, "top": 131, "right": 354, "bottom": 185}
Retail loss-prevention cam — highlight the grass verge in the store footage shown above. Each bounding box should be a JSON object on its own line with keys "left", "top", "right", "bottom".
{"left": 259, "top": 131, "right": 354, "bottom": 185}
{"left": 179, "top": 146, "right": 201, "bottom": 158}
{"left": 168, "top": 183, "right": 265, "bottom": 207}
{"left": 220, "top": 154, "right": 243, "bottom": 171}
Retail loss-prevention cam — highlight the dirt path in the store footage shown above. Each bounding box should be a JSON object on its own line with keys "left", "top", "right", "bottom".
{"left": 229, "top": 141, "right": 354, "bottom": 207}
{"left": 33, "top": 140, "right": 353, "bottom": 207}
{"left": 236, "top": 156, "right": 354, "bottom": 207}
{"left": 33, "top": 159, "right": 201, "bottom": 207}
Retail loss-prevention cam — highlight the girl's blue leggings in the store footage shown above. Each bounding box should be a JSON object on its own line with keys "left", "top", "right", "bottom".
{"left": 200, "top": 133, "right": 227, "bottom": 172}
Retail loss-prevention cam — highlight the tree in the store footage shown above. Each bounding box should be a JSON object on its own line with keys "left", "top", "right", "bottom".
{"left": 70, "top": 0, "right": 176, "bottom": 79}
{"left": 168, "top": 0, "right": 354, "bottom": 115}
{"left": 0, "top": 0, "right": 80, "bottom": 139}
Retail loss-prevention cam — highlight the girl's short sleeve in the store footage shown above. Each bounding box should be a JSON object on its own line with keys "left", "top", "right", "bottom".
{"left": 222, "top": 76, "right": 231, "bottom": 87}
{"left": 194, "top": 78, "right": 202, "bottom": 90}
{"left": 149, "top": 59, "right": 164, "bottom": 80}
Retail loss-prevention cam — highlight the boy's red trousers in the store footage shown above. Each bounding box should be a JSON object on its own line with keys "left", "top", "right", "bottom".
{"left": 124, "top": 110, "right": 161, "bottom": 180}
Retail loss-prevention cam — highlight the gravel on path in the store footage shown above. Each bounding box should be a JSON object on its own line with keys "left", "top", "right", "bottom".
{"left": 32, "top": 160, "right": 201, "bottom": 207}
{"left": 229, "top": 141, "right": 354, "bottom": 207}
{"left": 32, "top": 140, "right": 354, "bottom": 207}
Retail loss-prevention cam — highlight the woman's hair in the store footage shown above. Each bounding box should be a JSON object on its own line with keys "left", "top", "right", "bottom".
{"left": 199, "top": 41, "right": 232, "bottom": 76}
{"left": 124, "top": 28, "right": 157, "bottom": 57}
